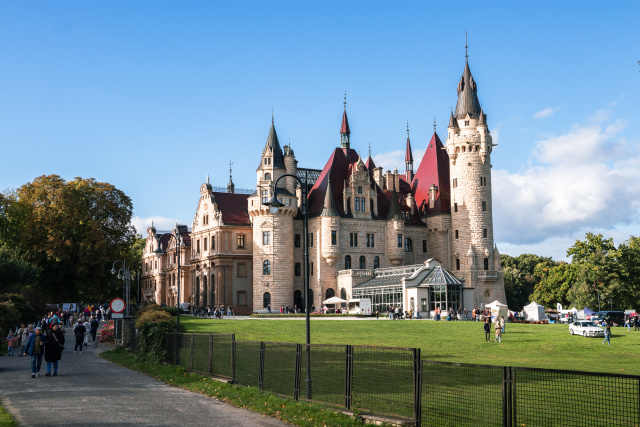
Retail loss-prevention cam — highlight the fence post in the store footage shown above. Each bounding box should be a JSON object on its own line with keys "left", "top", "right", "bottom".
{"left": 413, "top": 348, "right": 421, "bottom": 427}
{"left": 344, "top": 345, "right": 353, "bottom": 409}
{"left": 507, "top": 367, "right": 513, "bottom": 427}
{"left": 208, "top": 334, "right": 213, "bottom": 375}
{"left": 294, "top": 344, "right": 302, "bottom": 401}
{"left": 258, "top": 341, "right": 265, "bottom": 391}
{"left": 190, "top": 334, "right": 194, "bottom": 371}
{"left": 511, "top": 367, "right": 516, "bottom": 427}
{"left": 231, "top": 334, "right": 236, "bottom": 384}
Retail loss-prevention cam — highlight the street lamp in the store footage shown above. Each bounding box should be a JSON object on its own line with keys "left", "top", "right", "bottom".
{"left": 111, "top": 259, "right": 131, "bottom": 316}
{"left": 264, "top": 171, "right": 312, "bottom": 399}
{"left": 154, "top": 224, "right": 184, "bottom": 333}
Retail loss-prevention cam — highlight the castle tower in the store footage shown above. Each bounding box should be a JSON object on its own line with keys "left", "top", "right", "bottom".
{"left": 340, "top": 95, "right": 351, "bottom": 150}
{"left": 446, "top": 49, "right": 505, "bottom": 306}
{"left": 405, "top": 122, "right": 414, "bottom": 182}
{"left": 249, "top": 119, "right": 297, "bottom": 311}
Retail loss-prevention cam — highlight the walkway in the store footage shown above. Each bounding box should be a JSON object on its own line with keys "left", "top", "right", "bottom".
{"left": 0, "top": 327, "right": 286, "bottom": 427}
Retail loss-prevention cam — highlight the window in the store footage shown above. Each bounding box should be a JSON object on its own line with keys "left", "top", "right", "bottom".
{"left": 295, "top": 262, "right": 301, "bottom": 276}
{"left": 456, "top": 259, "right": 460, "bottom": 270}
{"left": 455, "top": 230, "right": 459, "bottom": 239}
{"left": 358, "top": 186, "right": 363, "bottom": 194}
{"left": 359, "top": 256, "right": 366, "bottom": 269}
{"left": 482, "top": 201, "right": 487, "bottom": 211}
{"left": 350, "top": 233, "right": 358, "bottom": 247}
{"left": 325, "top": 288, "right": 335, "bottom": 299}
{"left": 483, "top": 229, "right": 488, "bottom": 238}
{"left": 309, "top": 233, "right": 313, "bottom": 247}
{"left": 373, "top": 256, "right": 380, "bottom": 269}
{"left": 422, "top": 240, "right": 427, "bottom": 253}
{"left": 265, "top": 173, "right": 271, "bottom": 180}
{"left": 453, "top": 178, "right": 458, "bottom": 188}
{"left": 238, "top": 263, "right": 247, "bottom": 278}
{"left": 331, "top": 231, "right": 337, "bottom": 245}
{"left": 261, "top": 189, "right": 269, "bottom": 204}
{"left": 237, "top": 234, "right": 246, "bottom": 249}
{"left": 397, "top": 234, "right": 403, "bottom": 248}
{"left": 212, "top": 236, "right": 215, "bottom": 250}
{"left": 360, "top": 198, "right": 365, "bottom": 212}
{"left": 263, "top": 292, "right": 271, "bottom": 308}
{"left": 263, "top": 260, "right": 271, "bottom": 275}
{"left": 480, "top": 176, "right": 487, "bottom": 186}
{"left": 366, "top": 233, "right": 374, "bottom": 247}
{"left": 263, "top": 231, "right": 271, "bottom": 245}
{"left": 484, "top": 258, "right": 489, "bottom": 271}
{"left": 310, "top": 262, "right": 314, "bottom": 276}
{"left": 294, "top": 234, "right": 301, "bottom": 248}
{"left": 345, "top": 255, "right": 352, "bottom": 270}
{"left": 237, "top": 291, "right": 247, "bottom": 306}
{"left": 196, "top": 239, "right": 200, "bottom": 253}
{"left": 454, "top": 203, "right": 458, "bottom": 213}
{"left": 465, "top": 120, "right": 469, "bottom": 126}
{"left": 405, "top": 238, "right": 413, "bottom": 252}
{"left": 340, "top": 288, "right": 347, "bottom": 306}
{"left": 204, "top": 237, "right": 208, "bottom": 251}
{"left": 355, "top": 197, "right": 360, "bottom": 212}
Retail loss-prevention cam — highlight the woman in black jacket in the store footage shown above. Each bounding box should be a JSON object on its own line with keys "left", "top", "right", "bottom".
{"left": 45, "top": 324, "right": 65, "bottom": 376}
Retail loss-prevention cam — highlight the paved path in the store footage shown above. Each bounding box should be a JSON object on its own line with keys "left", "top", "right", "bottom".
{"left": 0, "top": 328, "right": 286, "bottom": 426}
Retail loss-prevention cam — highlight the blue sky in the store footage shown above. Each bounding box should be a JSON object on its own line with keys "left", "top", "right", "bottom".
{"left": 1, "top": 1, "right": 639, "bottom": 260}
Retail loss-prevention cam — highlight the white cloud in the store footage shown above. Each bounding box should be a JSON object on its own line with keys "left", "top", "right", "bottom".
{"left": 131, "top": 216, "right": 186, "bottom": 236}
{"left": 533, "top": 107, "right": 559, "bottom": 119}
{"left": 372, "top": 148, "right": 425, "bottom": 174}
{"left": 493, "top": 113, "right": 640, "bottom": 250}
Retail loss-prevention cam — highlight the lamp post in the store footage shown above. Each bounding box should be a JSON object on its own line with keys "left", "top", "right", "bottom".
{"left": 110, "top": 259, "right": 131, "bottom": 316}
{"left": 264, "top": 171, "right": 311, "bottom": 399}
{"left": 155, "top": 224, "right": 183, "bottom": 333}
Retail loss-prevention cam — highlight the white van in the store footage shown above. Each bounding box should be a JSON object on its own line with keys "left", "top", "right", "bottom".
{"left": 348, "top": 298, "right": 372, "bottom": 315}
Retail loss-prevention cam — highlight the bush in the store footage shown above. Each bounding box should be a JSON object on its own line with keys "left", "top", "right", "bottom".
{"left": 135, "top": 309, "right": 175, "bottom": 329}
{"left": 138, "top": 304, "right": 177, "bottom": 317}
{"left": 135, "top": 305, "right": 181, "bottom": 363}
{"left": 99, "top": 320, "right": 115, "bottom": 343}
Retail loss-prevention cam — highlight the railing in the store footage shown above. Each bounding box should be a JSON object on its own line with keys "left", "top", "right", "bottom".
{"left": 337, "top": 269, "right": 374, "bottom": 277}
{"left": 160, "top": 333, "right": 640, "bottom": 426}
{"left": 478, "top": 270, "right": 498, "bottom": 278}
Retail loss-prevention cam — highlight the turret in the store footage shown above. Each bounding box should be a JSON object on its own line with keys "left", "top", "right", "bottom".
{"left": 340, "top": 94, "right": 351, "bottom": 150}
{"left": 404, "top": 122, "right": 414, "bottom": 182}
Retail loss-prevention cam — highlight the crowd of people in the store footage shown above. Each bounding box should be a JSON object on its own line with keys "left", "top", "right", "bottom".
{"left": 2, "top": 305, "right": 104, "bottom": 378}
{"left": 195, "top": 306, "right": 235, "bottom": 318}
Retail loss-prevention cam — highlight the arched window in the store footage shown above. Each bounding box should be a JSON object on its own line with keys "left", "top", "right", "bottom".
{"left": 265, "top": 173, "right": 271, "bottom": 180}
{"left": 359, "top": 256, "right": 366, "bottom": 269}
{"left": 405, "top": 238, "right": 413, "bottom": 252}
{"left": 294, "top": 290, "right": 302, "bottom": 310}
{"left": 263, "top": 292, "right": 271, "bottom": 308}
{"left": 325, "top": 288, "right": 335, "bottom": 299}
{"left": 373, "top": 256, "right": 380, "bottom": 269}
{"left": 263, "top": 260, "right": 271, "bottom": 275}
{"left": 340, "top": 288, "right": 347, "bottom": 307}
{"left": 345, "top": 255, "right": 352, "bottom": 270}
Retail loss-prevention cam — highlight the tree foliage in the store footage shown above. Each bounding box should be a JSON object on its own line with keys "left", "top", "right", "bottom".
{"left": 501, "top": 253, "right": 558, "bottom": 310}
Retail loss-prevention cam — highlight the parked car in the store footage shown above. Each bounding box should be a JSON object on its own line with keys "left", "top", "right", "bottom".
{"left": 569, "top": 321, "right": 604, "bottom": 337}
{"left": 591, "top": 311, "right": 625, "bottom": 326}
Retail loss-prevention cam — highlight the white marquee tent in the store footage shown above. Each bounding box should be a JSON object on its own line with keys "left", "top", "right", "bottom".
{"left": 523, "top": 301, "right": 546, "bottom": 321}
{"left": 487, "top": 300, "right": 508, "bottom": 321}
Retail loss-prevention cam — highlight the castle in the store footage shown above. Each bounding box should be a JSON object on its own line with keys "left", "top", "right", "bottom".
{"left": 140, "top": 51, "right": 505, "bottom": 315}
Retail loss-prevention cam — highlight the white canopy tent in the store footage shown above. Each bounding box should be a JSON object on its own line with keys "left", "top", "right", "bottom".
{"left": 323, "top": 297, "right": 348, "bottom": 305}
{"left": 487, "top": 300, "right": 508, "bottom": 321}
{"left": 523, "top": 301, "right": 546, "bottom": 321}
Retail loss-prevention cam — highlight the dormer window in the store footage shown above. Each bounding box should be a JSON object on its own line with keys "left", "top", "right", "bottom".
{"left": 464, "top": 120, "right": 470, "bottom": 126}
{"left": 358, "top": 186, "right": 363, "bottom": 194}
{"left": 265, "top": 173, "right": 271, "bottom": 180}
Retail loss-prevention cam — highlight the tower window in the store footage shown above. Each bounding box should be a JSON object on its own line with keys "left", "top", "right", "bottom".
{"left": 350, "top": 233, "right": 358, "bottom": 247}
{"left": 360, "top": 198, "right": 365, "bottom": 212}
{"left": 358, "top": 186, "right": 363, "bottom": 194}
{"left": 454, "top": 203, "right": 458, "bottom": 213}
{"left": 237, "top": 234, "right": 245, "bottom": 249}
{"left": 484, "top": 258, "right": 489, "bottom": 271}
{"left": 265, "top": 173, "right": 271, "bottom": 180}
{"left": 355, "top": 197, "right": 360, "bottom": 212}
{"left": 263, "top": 260, "right": 271, "bottom": 275}
{"left": 480, "top": 176, "right": 487, "bottom": 187}
{"left": 261, "top": 189, "right": 269, "bottom": 204}
{"left": 345, "top": 255, "right": 352, "bottom": 269}
{"left": 455, "top": 230, "right": 459, "bottom": 239}
{"left": 331, "top": 230, "right": 337, "bottom": 245}
{"left": 483, "top": 229, "right": 488, "bottom": 238}
{"left": 366, "top": 233, "right": 374, "bottom": 248}
{"left": 456, "top": 259, "right": 460, "bottom": 270}
{"left": 482, "top": 201, "right": 487, "bottom": 211}
{"left": 294, "top": 234, "right": 301, "bottom": 248}
{"left": 397, "top": 234, "right": 403, "bottom": 248}
{"left": 453, "top": 178, "right": 458, "bottom": 188}
{"left": 359, "top": 256, "right": 366, "bottom": 269}
{"left": 422, "top": 240, "right": 427, "bottom": 253}
{"left": 405, "top": 238, "right": 413, "bottom": 252}
{"left": 263, "top": 231, "right": 271, "bottom": 245}
{"left": 308, "top": 233, "right": 313, "bottom": 247}
{"left": 465, "top": 120, "right": 469, "bottom": 126}
{"left": 295, "top": 262, "right": 301, "bottom": 276}
{"left": 373, "top": 256, "right": 380, "bottom": 269}
{"left": 310, "top": 262, "right": 314, "bottom": 276}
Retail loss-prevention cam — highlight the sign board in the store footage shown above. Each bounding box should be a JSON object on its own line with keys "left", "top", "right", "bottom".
{"left": 111, "top": 313, "right": 123, "bottom": 319}
{"left": 110, "top": 298, "right": 125, "bottom": 314}
{"left": 62, "top": 303, "right": 77, "bottom": 312}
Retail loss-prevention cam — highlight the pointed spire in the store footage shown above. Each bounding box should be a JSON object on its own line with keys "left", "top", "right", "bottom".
{"left": 227, "top": 160, "right": 235, "bottom": 193}
{"left": 454, "top": 35, "right": 481, "bottom": 120}
{"left": 257, "top": 117, "right": 286, "bottom": 171}
{"left": 321, "top": 175, "right": 339, "bottom": 217}
{"left": 448, "top": 109, "right": 458, "bottom": 128}
{"left": 478, "top": 108, "right": 487, "bottom": 126}
{"left": 405, "top": 124, "right": 413, "bottom": 163}
{"left": 340, "top": 93, "right": 351, "bottom": 149}
{"left": 206, "top": 174, "right": 210, "bottom": 184}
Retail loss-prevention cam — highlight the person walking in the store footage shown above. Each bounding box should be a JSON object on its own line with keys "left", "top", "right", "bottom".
{"left": 44, "top": 324, "right": 65, "bottom": 376}
{"left": 500, "top": 316, "right": 506, "bottom": 334}
{"left": 73, "top": 321, "right": 87, "bottom": 353}
{"left": 90, "top": 317, "right": 99, "bottom": 342}
{"left": 494, "top": 318, "right": 502, "bottom": 343}
{"left": 4, "top": 330, "right": 17, "bottom": 356}
{"left": 484, "top": 318, "right": 491, "bottom": 342}
{"left": 24, "top": 326, "right": 44, "bottom": 378}
{"left": 602, "top": 322, "right": 611, "bottom": 345}
{"left": 17, "top": 323, "right": 29, "bottom": 356}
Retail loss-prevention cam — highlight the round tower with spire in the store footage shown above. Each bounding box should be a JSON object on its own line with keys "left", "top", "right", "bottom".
{"left": 445, "top": 41, "right": 505, "bottom": 306}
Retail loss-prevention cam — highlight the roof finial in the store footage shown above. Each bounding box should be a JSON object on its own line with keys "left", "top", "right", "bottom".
{"left": 434, "top": 117, "right": 436, "bottom": 133}
{"left": 229, "top": 159, "right": 233, "bottom": 179}
{"left": 368, "top": 142, "right": 371, "bottom": 158}
{"left": 465, "top": 30, "right": 468, "bottom": 59}
{"left": 206, "top": 174, "right": 210, "bottom": 183}
{"left": 271, "top": 108, "right": 274, "bottom": 124}
{"left": 344, "top": 91, "right": 347, "bottom": 109}
{"left": 406, "top": 120, "right": 410, "bottom": 137}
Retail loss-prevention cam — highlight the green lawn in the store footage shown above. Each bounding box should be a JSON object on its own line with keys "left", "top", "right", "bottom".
{"left": 179, "top": 317, "right": 640, "bottom": 376}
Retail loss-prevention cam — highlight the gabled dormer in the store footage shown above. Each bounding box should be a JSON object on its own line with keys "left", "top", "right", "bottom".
{"left": 343, "top": 155, "right": 377, "bottom": 218}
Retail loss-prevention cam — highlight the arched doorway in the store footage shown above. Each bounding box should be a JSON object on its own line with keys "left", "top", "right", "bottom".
{"left": 263, "top": 292, "right": 271, "bottom": 309}
{"left": 294, "top": 290, "right": 302, "bottom": 312}
{"left": 325, "top": 288, "right": 335, "bottom": 299}
{"left": 340, "top": 288, "right": 347, "bottom": 308}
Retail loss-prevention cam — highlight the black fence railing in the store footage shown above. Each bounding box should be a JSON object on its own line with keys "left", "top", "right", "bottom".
{"left": 161, "top": 333, "right": 640, "bottom": 426}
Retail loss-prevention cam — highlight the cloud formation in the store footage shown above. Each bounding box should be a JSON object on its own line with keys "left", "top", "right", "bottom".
{"left": 373, "top": 149, "right": 425, "bottom": 175}
{"left": 533, "top": 107, "right": 559, "bottom": 119}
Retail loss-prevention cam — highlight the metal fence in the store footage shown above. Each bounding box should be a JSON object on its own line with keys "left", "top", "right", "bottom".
{"left": 161, "top": 333, "right": 640, "bottom": 426}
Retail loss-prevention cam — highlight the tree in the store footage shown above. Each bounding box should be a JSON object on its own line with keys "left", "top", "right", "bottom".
{"left": 2, "top": 175, "right": 136, "bottom": 302}
{"left": 501, "top": 253, "right": 558, "bottom": 310}
{"left": 614, "top": 236, "right": 640, "bottom": 309}
{"left": 530, "top": 262, "right": 575, "bottom": 308}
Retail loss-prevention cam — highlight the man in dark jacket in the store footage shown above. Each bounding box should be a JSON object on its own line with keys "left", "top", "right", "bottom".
{"left": 45, "top": 324, "right": 65, "bottom": 376}
{"left": 24, "top": 327, "right": 44, "bottom": 377}
{"left": 73, "top": 321, "right": 86, "bottom": 353}
{"left": 90, "top": 317, "right": 99, "bottom": 342}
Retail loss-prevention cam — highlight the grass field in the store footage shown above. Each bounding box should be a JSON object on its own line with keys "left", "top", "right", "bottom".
{"left": 179, "top": 317, "right": 640, "bottom": 376}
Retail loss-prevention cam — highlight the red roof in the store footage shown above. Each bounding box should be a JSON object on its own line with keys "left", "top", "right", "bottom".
{"left": 340, "top": 109, "right": 351, "bottom": 135}
{"left": 411, "top": 132, "right": 450, "bottom": 215}
{"left": 213, "top": 192, "right": 251, "bottom": 225}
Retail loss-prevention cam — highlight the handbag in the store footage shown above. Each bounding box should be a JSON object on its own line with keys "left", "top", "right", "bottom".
{"left": 52, "top": 332, "right": 64, "bottom": 351}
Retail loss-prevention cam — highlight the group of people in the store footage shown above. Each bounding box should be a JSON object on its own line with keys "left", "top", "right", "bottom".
{"left": 4, "top": 309, "right": 102, "bottom": 378}
{"left": 483, "top": 316, "right": 506, "bottom": 343}
{"left": 199, "top": 306, "right": 234, "bottom": 318}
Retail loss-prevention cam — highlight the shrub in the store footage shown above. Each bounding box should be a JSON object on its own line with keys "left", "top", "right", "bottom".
{"left": 135, "top": 309, "right": 174, "bottom": 329}
{"left": 99, "top": 320, "right": 115, "bottom": 343}
{"left": 138, "top": 304, "right": 177, "bottom": 317}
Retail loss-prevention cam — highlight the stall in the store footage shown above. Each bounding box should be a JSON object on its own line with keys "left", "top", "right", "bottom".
{"left": 523, "top": 301, "right": 546, "bottom": 321}
{"left": 487, "top": 300, "right": 508, "bottom": 321}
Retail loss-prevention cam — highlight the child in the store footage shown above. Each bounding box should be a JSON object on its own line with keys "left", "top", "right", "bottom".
{"left": 4, "top": 330, "right": 17, "bottom": 356}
